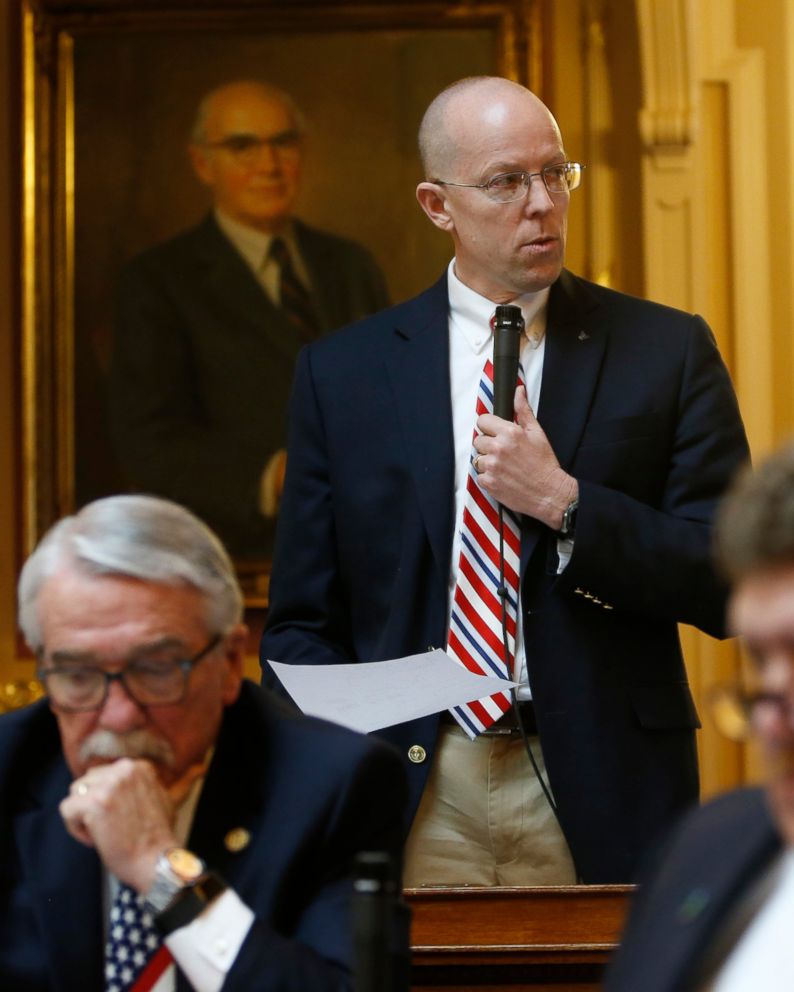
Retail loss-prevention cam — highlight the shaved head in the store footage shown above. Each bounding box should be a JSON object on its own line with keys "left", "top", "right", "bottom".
{"left": 415, "top": 75, "right": 570, "bottom": 300}
{"left": 418, "top": 76, "right": 559, "bottom": 179}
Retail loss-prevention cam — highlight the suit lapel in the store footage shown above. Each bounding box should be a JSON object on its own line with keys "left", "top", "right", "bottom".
{"left": 187, "top": 686, "right": 271, "bottom": 883}
{"left": 295, "top": 221, "right": 341, "bottom": 332}
{"left": 383, "top": 277, "right": 455, "bottom": 586}
{"left": 538, "top": 270, "right": 606, "bottom": 470}
{"left": 16, "top": 760, "right": 104, "bottom": 991}
{"left": 194, "top": 215, "right": 301, "bottom": 366}
{"left": 521, "top": 271, "right": 606, "bottom": 570}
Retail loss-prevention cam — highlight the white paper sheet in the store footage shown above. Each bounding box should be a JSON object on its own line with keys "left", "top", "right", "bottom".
{"left": 267, "top": 650, "right": 519, "bottom": 733}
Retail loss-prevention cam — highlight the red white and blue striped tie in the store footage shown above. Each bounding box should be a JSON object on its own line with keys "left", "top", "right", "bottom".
{"left": 447, "top": 358, "right": 522, "bottom": 739}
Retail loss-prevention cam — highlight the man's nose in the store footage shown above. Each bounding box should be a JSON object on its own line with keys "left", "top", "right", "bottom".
{"left": 763, "top": 653, "right": 794, "bottom": 696}
{"left": 756, "top": 654, "right": 794, "bottom": 741}
{"left": 522, "top": 175, "right": 554, "bottom": 215}
{"left": 250, "top": 141, "right": 281, "bottom": 172}
{"left": 97, "top": 677, "right": 146, "bottom": 731}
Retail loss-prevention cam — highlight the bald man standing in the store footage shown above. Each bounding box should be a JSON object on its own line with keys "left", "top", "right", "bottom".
{"left": 111, "top": 81, "right": 389, "bottom": 559}
{"left": 262, "top": 77, "right": 749, "bottom": 884}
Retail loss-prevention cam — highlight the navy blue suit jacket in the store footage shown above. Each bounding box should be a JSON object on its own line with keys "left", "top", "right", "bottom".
{"left": 261, "top": 269, "right": 750, "bottom": 883}
{"left": 604, "top": 788, "right": 782, "bottom": 991}
{"left": 0, "top": 681, "right": 407, "bottom": 991}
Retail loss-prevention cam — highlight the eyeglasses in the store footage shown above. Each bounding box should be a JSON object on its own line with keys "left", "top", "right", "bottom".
{"left": 707, "top": 682, "right": 794, "bottom": 742}
{"left": 37, "top": 634, "right": 222, "bottom": 713}
{"left": 433, "top": 161, "right": 584, "bottom": 203}
{"left": 202, "top": 130, "right": 302, "bottom": 166}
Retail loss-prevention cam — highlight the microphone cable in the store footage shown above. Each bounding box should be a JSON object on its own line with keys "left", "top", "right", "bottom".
{"left": 496, "top": 503, "right": 582, "bottom": 882}
{"left": 495, "top": 502, "right": 559, "bottom": 821}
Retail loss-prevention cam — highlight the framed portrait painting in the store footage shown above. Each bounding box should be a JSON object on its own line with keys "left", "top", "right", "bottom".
{"left": 21, "top": 0, "right": 543, "bottom": 599}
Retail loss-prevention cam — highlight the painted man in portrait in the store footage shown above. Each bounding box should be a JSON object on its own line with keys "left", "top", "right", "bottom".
{"left": 110, "top": 80, "right": 389, "bottom": 558}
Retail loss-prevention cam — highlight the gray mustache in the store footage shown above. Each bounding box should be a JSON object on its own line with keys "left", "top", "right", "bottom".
{"left": 78, "top": 729, "right": 175, "bottom": 767}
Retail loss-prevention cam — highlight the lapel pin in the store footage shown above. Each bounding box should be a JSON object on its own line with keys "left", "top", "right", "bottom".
{"left": 224, "top": 827, "right": 251, "bottom": 853}
{"left": 676, "top": 887, "right": 710, "bottom": 924}
{"left": 577, "top": 330, "right": 590, "bottom": 342}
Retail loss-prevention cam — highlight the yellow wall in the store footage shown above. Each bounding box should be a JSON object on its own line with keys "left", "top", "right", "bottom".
{"left": 634, "top": 0, "right": 794, "bottom": 794}
{"left": 735, "top": 0, "right": 794, "bottom": 443}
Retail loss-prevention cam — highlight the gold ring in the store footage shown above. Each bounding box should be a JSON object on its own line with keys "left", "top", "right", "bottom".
{"left": 474, "top": 454, "right": 482, "bottom": 473}
{"left": 76, "top": 781, "right": 89, "bottom": 796}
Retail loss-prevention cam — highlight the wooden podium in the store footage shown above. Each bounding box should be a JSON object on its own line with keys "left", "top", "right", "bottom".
{"left": 406, "top": 885, "right": 632, "bottom": 991}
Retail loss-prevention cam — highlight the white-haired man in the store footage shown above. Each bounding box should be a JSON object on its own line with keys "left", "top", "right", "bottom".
{"left": 0, "top": 495, "right": 406, "bottom": 991}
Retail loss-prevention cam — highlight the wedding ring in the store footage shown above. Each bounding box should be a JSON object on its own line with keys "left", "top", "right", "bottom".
{"left": 76, "top": 781, "right": 89, "bottom": 796}
{"left": 474, "top": 454, "right": 482, "bottom": 473}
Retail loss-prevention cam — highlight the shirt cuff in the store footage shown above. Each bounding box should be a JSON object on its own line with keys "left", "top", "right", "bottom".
{"left": 165, "top": 889, "right": 255, "bottom": 992}
{"left": 556, "top": 536, "right": 574, "bottom": 573}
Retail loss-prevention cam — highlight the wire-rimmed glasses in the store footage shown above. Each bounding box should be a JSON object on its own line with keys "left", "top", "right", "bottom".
{"left": 433, "top": 161, "right": 584, "bottom": 203}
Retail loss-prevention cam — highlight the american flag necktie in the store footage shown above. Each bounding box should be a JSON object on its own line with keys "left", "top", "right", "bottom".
{"left": 269, "top": 237, "right": 320, "bottom": 343}
{"left": 446, "top": 357, "right": 522, "bottom": 739}
{"left": 105, "top": 883, "right": 174, "bottom": 992}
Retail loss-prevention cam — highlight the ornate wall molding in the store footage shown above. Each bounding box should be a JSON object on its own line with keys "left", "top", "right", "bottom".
{"left": 636, "top": 0, "right": 694, "bottom": 152}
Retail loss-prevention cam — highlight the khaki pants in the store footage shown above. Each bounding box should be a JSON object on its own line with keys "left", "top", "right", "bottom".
{"left": 403, "top": 724, "right": 576, "bottom": 887}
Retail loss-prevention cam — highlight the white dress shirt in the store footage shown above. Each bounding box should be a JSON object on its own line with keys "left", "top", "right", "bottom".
{"left": 702, "top": 849, "right": 794, "bottom": 992}
{"left": 445, "top": 260, "right": 551, "bottom": 700}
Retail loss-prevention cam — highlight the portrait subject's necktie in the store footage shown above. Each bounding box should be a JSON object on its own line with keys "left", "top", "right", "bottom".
{"left": 105, "top": 882, "right": 174, "bottom": 992}
{"left": 269, "top": 237, "right": 320, "bottom": 342}
{"left": 446, "top": 356, "right": 523, "bottom": 739}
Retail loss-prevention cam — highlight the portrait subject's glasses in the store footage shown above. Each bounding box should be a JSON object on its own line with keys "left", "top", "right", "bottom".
{"left": 203, "top": 130, "right": 302, "bottom": 166}
{"left": 707, "top": 682, "right": 794, "bottom": 742}
{"left": 36, "top": 634, "right": 222, "bottom": 712}
{"left": 433, "top": 161, "right": 584, "bottom": 203}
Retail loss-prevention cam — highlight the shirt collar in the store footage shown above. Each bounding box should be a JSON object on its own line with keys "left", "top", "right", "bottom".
{"left": 446, "top": 258, "right": 550, "bottom": 353}
{"left": 214, "top": 209, "right": 298, "bottom": 272}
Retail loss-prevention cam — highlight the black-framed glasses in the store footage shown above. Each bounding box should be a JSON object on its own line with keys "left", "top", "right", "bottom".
{"left": 202, "top": 130, "right": 302, "bottom": 166}
{"left": 433, "top": 161, "right": 584, "bottom": 203}
{"left": 37, "top": 634, "right": 222, "bottom": 713}
{"left": 707, "top": 682, "right": 794, "bottom": 742}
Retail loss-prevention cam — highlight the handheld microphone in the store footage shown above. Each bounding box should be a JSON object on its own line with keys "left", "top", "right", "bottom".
{"left": 492, "top": 304, "right": 524, "bottom": 421}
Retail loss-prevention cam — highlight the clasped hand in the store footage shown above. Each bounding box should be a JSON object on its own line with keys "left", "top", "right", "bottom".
{"left": 59, "top": 758, "right": 205, "bottom": 893}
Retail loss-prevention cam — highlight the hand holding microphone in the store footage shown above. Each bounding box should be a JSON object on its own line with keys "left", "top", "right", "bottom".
{"left": 476, "top": 304, "right": 578, "bottom": 528}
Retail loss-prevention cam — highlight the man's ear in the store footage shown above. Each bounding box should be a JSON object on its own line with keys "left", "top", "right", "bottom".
{"left": 188, "top": 144, "right": 214, "bottom": 187}
{"left": 220, "top": 623, "right": 247, "bottom": 705}
{"left": 416, "top": 182, "right": 455, "bottom": 233}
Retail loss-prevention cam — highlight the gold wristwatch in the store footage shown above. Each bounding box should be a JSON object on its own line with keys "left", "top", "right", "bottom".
{"left": 143, "top": 847, "right": 226, "bottom": 935}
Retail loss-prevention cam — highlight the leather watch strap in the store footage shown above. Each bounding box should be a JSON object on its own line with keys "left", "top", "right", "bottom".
{"left": 153, "top": 871, "right": 227, "bottom": 936}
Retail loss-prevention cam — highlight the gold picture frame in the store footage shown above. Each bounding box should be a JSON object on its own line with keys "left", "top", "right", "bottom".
{"left": 20, "top": 0, "right": 543, "bottom": 602}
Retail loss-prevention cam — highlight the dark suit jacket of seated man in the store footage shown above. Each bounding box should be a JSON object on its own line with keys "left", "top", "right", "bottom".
{"left": 260, "top": 75, "right": 751, "bottom": 885}
{"left": 110, "top": 80, "right": 389, "bottom": 559}
{"left": 605, "top": 445, "right": 794, "bottom": 992}
{"left": 0, "top": 494, "right": 407, "bottom": 992}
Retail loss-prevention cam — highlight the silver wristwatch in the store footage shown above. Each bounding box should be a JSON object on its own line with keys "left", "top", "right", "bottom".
{"left": 559, "top": 498, "right": 579, "bottom": 537}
